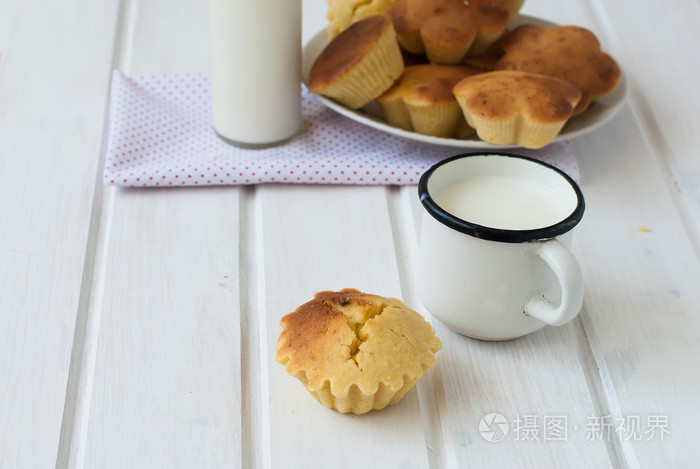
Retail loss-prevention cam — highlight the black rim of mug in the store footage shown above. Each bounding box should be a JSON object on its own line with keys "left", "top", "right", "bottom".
{"left": 418, "top": 152, "right": 586, "bottom": 243}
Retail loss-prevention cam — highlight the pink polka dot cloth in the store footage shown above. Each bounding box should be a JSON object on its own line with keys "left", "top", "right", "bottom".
{"left": 104, "top": 71, "right": 579, "bottom": 187}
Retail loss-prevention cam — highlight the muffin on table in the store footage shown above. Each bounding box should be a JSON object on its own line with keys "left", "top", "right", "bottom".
{"left": 275, "top": 288, "right": 442, "bottom": 414}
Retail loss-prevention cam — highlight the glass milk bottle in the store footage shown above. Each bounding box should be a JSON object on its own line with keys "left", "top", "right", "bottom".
{"left": 209, "top": 0, "right": 302, "bottom": 148}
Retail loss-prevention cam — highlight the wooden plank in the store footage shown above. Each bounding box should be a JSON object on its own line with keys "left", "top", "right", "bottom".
{"left": 82, "top": 188, "right": 243, "bottom": 467}
{"left": 571, "top": 109, "right": 700, "bottom": 468}
{"left": 260, "top": 185, "right": 433, "bottom": 468}
{"left": 80, "top": 0, "right": 247, "bottom": 466}
{"left": 0, "top": 0, "right": 118, "bottom": 467}
{"left": 121, "top": 0, "right": 210, "bottom": 76}
{"left": 589, "top": 2, "right": 700, "bottom": 239}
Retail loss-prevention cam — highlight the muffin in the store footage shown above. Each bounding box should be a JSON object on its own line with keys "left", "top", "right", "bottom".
{"left": 387, "top": 0, "right": 511, "bottom": 64}
{"left": 275, "top": 288, "right": 442, "bottom": 414}
{"left": 377, "top": 64, "right": 483, "bottom": 138}
{"left": 308, "top": 16, "right": 405, "bottom": 109}
{"left": 326, "top": 0, "right": 400, "bottom": 38}
{"left": 453, "top": 70, "right": 582, "bottom": 148}
{"left": 493, "top": 24, "right": 621, "bottom": 114}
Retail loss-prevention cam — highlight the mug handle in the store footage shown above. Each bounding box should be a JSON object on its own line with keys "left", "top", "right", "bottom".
{"left": 524, "top": 239, "right": 584, "bottom": 326}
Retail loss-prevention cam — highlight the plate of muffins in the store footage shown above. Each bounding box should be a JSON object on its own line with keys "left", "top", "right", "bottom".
{"left": 303, "top": 0, "right": 626, "bottom": 150}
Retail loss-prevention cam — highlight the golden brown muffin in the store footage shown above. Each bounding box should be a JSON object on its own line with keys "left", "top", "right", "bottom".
{"left": 327, "top": 0, "right": 400, "bottom": 38}
{"left": 309, "top": 16, "right": 405, "bottom": 109}
{"left": 387, "top": 0, "right": 511, "bottom": 64}
{"left": 275, "top": 288, "right": 442, "bottom": 414}
{"left": 493, "top": 24, "right": 621, "bottom": 115}
{"left": 453, "top": 70, "right": 582, "bottom": 148}
{"left": 377, "top": 64, "right": 483, "bottom": 138}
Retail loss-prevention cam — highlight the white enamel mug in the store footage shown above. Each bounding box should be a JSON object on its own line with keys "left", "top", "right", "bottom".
{"left": 417, "top": 153, "right": 586, "bottom": 341}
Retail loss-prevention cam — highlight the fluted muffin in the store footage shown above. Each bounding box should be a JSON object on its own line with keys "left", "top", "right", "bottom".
{"left": 276, "top": 288, "right": 442, "bottom": 414}
{"left": 387, "top": 0, "right": 511, "bottom": 64}
{"left": 453, "top": 70, "right": 582, "bottom": 148}
{"left": 377, "top": 64, "right": 483, "bottom": 138}
{"left": 493, "top": 24, "right": 621, "bottom": 115}
{"left": 308, "top": 16, "right": 404, "bottom": 109}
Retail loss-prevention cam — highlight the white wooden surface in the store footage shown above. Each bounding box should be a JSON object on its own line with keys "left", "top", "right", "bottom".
{"left": 1, "top": 0, "right": 699, "bottom": 467}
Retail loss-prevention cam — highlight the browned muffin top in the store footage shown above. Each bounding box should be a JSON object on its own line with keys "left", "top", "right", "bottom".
{"left": 380, "top": 64, "right": 484, "bottom": 106}
{"left": 309, "top": 16, "right": 391, "bottom": 92}
{"left": 453, "top": 70, "right": 582, "bottom": 123}
{"left": 276, "top": 288, "right": 441, "bottom": 395}
{"left": 493, "top": 24, "right": 621, "bottom": 114}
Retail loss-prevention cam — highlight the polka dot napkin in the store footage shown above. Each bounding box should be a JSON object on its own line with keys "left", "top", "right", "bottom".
{"left": 104, "top": 71, "right": 579, "bottom": 187}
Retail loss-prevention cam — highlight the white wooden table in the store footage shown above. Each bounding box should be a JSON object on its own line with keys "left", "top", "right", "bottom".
{"left": 2, "top": 0, "right": 699, "bottom": 467}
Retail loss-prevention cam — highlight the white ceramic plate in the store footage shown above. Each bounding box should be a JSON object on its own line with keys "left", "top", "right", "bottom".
{"left": 302, "top": 14, "right": 627, "bottom": 149}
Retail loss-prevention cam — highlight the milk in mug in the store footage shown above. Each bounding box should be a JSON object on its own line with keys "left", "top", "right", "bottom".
{"left": 434, "top": 176, "right": 574, "bottom": 230}
{"left": 209, "top": 0, "right": 302, "bottom": 147}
